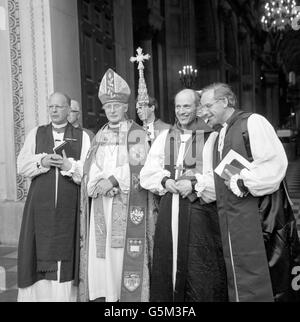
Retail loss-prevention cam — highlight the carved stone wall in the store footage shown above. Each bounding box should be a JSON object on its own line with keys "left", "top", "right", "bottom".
{"left": 0, "top": 0, "right": 16, "bottom": 202}
{"left": 0, "top": 0, "right": 81, "bottom": 244}
{"left": 0, "top": 0, "right": 25, "bottom": 245}
{"left": 4, "top": 0, "right": 55, "bottom": 201}
{"left": 8, "top": 0, "right": 26, "bottom": 201}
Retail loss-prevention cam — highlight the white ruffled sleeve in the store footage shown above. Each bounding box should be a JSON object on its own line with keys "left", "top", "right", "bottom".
{"left": 240, "top": 114, "right": 288, "bottom": 196}
{"left": 140, "top": 130, "right": 171, "bottom": 195}
{"left": 17, "top": 127, "right": 50, "bottom": 179}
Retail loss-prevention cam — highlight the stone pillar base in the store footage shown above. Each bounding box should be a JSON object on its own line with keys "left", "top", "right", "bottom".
{"left": 0, "top": 201, "right": 24, "bottom": 246}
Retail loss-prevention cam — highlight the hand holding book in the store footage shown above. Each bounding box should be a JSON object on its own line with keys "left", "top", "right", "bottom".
{"left": 214, "top": 149, "right": 251, "bottom": 180}
{"left": 53, "top": 140, "right": 69, "bottom": 157}
{"left": 215, "top": 149, "right": 252, "bottom": 197}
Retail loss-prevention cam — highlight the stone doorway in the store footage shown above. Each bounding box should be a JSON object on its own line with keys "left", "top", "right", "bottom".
{"left": 78, "top": 0, "right": 116, "bottom": 133}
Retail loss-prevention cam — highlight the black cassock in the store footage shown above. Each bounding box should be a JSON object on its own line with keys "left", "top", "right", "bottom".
{"left": 213, "top": 111, "right": 300, "bottom": 302}
{"left": 18, "top": 123, "right": 82, "bottom": 289}
{"left": 150, "top": 119, "right": 228, "bottom": 302}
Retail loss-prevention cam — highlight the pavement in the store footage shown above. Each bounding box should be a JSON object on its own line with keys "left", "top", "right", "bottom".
{"left": 0, "top": 246, "right": 17, "bottom": 302}
{"left": 0, "top": 158, "right": 299, "bottom": 302}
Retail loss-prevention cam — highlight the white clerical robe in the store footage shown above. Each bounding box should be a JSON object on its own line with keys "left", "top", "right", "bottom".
{"left": 219, "top": 114, "right": 288, "bottom": 196}
{"left": 86, "top": 127, "right": 130, "bottom": 302}
{"left": 17, "top": 123, "right": 91, "bottom": 302}
{"left": 140, "top": 129, "right": 218, "bottom": 288}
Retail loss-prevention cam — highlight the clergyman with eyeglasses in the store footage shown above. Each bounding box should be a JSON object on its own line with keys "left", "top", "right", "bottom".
{"left": 17, "top": 92, "right": 91, "bottom": 301}
{"left": 140, "top": 88, "right": 228, "bottom": 302}
{"left": 200, "top": 82, "right": 300, "bottom": 302}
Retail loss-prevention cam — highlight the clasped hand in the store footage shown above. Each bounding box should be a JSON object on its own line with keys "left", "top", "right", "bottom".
{"left": 92, "top": 179, "right": 119, "bottom": 199}
{"left": 165, "top": 179, "right": 192, "bottom": 199}
{"left": 41, "top": 150, "right": 72, "bottom": 172}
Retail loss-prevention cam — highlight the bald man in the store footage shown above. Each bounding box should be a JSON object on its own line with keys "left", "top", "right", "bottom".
{"left": 68, "top": 100, "right": 95, "bottom": 142}
{"left": 140, "top": 89, "right": 228, "bottom": 302}
{"left": 17, "top": 92, "right": 91, "bottom": 302}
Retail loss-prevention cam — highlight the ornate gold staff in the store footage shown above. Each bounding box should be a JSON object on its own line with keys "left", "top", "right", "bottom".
{"left": 130, "top": 47, "right": 151, "bottom": 140}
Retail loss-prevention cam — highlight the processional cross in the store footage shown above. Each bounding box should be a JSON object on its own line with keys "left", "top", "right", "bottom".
{"left": 130, "top": 47, "right": 151, "bottom": 74}
{"left": 130, "top": 47, "right": 151, "bottom": 105}
{"left": 130, "top": 47, "right": 152, "bottom": 142}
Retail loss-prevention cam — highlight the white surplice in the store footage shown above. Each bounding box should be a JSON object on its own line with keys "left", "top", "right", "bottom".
{"left": 86, "top": 124, "right": 130, "bottom": 302}
{"left": 219, "top": 114, "right": 288, "bottom": 196}
{"left": 17, "top": 123, "right": 91, "bottom": 302}
{"left": 140, "top": 129, "right": 218, "bottom": 289}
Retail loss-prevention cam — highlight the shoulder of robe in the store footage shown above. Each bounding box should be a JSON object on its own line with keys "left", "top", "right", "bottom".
{"left": 35, "top": 123, "right": 52, "bottom": 137}
{"left": 128, "top": 119, "right": 144, "bottom": 131}
{"left": 38, "top": 123, "right": 51, "bottom": 130}
{"left": 154, "top": 119, "right": 171, "bottom": 132}
{"left": 71, "top": 124, "right": 84, "bottom": 134}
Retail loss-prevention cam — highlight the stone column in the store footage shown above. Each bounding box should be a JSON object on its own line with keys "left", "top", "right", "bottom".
{"left": 0, "top": 0, "right": 82, "bottom": 245}
{"left": 0, "top": 0, "right": 28, "bottom": 245}
{"left": 264, "top": 71, "right": 280, "bottom": 127}
{"left": 0, "top": 0, "right": 16, "bottom": 202}
{"left": 241, "top": 75, "right": 254, "bottom": 112}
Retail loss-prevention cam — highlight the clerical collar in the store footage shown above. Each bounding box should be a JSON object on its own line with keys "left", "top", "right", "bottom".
{"left": 224, "top": 109, "right": 236, "bottom": 126}
{"left": 215, "top": 109, "right": 244, "bottom": 133}
{"left": 146, "top": 121, "right": 154, "bottom": 129}
{"left": 52, "top": 123, "right": 67, "bottom": 134}
{"left": 52, "top": 123, "right": 67, "bottom": 129}
{"left": 108, "top": 123, "right": 122, "bottom": 135}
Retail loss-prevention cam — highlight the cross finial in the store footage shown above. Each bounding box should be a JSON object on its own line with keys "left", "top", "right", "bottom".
{"left": 130, "top": 47, "right": 151, "bottom": 131}
{"left": 130, "top": 47, "right": 151, "bottom": 70}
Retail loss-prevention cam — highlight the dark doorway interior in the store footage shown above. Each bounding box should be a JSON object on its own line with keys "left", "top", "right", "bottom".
{"left": 78, "top": 0, "right": 116, "bottom": 133}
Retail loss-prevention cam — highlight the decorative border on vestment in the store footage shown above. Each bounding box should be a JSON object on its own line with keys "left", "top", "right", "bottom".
{"left": 8, "top": 0, "right": 27, "bottom": 201}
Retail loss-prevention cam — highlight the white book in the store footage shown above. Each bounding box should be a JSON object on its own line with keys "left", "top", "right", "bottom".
{"left": 214, "top": 149, "right": 252, "bottom": 180}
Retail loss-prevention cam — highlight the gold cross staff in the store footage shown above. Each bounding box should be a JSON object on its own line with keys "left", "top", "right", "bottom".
{"left": 130, "top": 47, "right": 151, "bottom": 138}
{"left": 130, "top": 47, "right": 151, "bottom": 71}
{"left": 130, "top": 47, "right": 151, "bottom": 102}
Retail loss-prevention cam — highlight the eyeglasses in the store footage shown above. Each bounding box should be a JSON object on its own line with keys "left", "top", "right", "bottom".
{"left": 200, "top": 98, "right": 223, "bottom": 109}
{"left": 48, "top": 105, "right": 68, "bottom": 110}
{"left": 103, "top": 103, "right": 125, "bottom": 111}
